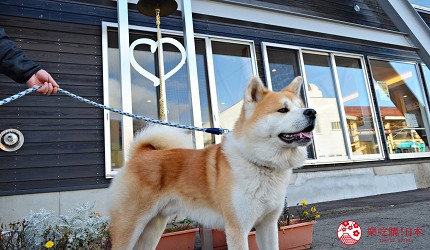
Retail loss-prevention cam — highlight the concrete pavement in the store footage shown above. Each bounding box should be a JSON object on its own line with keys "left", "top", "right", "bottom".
{"left": 311, "top": 188, "right": 430, "bottom": 249}
{"left": 195, "top": 189, "right": 430, "bottom": 249}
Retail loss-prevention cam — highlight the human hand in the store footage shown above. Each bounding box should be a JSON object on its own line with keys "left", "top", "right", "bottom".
{"left": 26, "top": 69, "right": 59, "bottom": 95}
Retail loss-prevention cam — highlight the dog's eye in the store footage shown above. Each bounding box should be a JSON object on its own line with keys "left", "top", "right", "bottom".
{"left": 277, "top": 107, "right": 289, "bottom": 113}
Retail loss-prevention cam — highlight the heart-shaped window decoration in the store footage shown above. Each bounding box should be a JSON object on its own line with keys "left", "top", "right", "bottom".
{"left": 129, "top": 37, "right": 186, "bottom": 87}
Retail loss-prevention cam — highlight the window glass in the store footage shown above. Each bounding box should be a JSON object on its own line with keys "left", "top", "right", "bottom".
{"left": 370, "top": 60, "right": 430, "bottom": 155}
{"left": 266, "top": 47, "right": 300, "bottom": 91}
{"left": 195, "top": 40, "right": 213, "bottom": 147}
{"left": 303, "top": 53, "right": 347, "bottom": 158}
{"left": 335, "top": 56, "right": 380, "bottom": 155}
{"left": 129, "top": 32, "right": 158, "bottom": 134}
{"left": 211, "top": 41, "right": 254, "bottom": 129}
{"left": 107, "top": 29, "right": 123, "bottom": 170}
{"left": 423, "top": 65, "right": 430, "bottom": 87}
{"left": 409, "top": 0, "right": 430, "bottom": 8}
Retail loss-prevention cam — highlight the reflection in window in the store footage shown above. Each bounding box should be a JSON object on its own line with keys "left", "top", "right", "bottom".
{"left": 335, "top": 56, "right": 380, "bottom": 155}
{"left": 212, "top": 42, "right": 254, "bottom": 129}
{"left": 266, "top": 47, "right": 300, "bottom": 91}
{"left": 331, "top": 121, "right": 342, "bottom": 130}
{"left": 370, "top": 60, "right": 430, "bottom": 154}
{"left": 303, "top": 53, "right": 347, "bottom": 158}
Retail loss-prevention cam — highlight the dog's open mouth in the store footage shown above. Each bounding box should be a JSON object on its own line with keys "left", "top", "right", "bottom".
{"left": 278, "top": 124, "right": 314, "bottom": 144}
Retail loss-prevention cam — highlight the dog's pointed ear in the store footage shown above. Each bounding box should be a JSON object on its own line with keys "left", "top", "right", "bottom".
{"left": 245, "top": 76, "right": 267, "bottom": 103}
{"left": 283, "top": 76, "right": 304, "bottom": 95}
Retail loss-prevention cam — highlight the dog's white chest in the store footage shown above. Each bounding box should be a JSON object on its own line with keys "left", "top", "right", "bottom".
{"left": 232, "top": 167, "right": 291, "bottom": 223}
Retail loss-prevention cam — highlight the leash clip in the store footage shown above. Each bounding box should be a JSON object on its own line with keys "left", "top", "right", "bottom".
{"left": 205, "top": 128, "right": 231, "bottom": 135}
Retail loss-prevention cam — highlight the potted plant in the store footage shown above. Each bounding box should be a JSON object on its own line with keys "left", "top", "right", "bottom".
{"left": 271, "top": 200, "right": 319, "bottom": 250}
{"left": 208, "top": 200, "right": 319, "bottom": 250}
{"left": 0, "top": 203, "right": 112, "bottom": 250}
{"left": 156, "top": 217, "right": 199, "bottom": 250}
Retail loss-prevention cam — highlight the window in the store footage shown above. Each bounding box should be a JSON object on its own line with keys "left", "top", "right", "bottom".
{"left": 102, "top": 23, "right": 257, "bottom": 175}
{"left": 369, "top": 59, "right": 430, "bottom": 157}
{"left": 422, "top": 65, "right": 430, "bottom": 96}
{"left": 264, "top": 46, "right": 300, "bottom": 91}
{"left": 263, "top": 44, "right": 383, "bottom": 162}
{"left": 409, "top": 0, "right": 430, "bottom": 9}
{"left": 302, "top": 52, "right": 348, "bottom": 159}
{"left": 331, "top": 121, "right": 341, "bottom": 130}
{"left": 105, "top": 28, "right": 123, "bottom": 170}
{"left": 104, "top": 28, "right": 196, "bottom": 171}
{"left": 195, "top": 41, "right": 212, "bottom": 147}
{"left": 334, "top": 56, "right": 381, "bottom": 156}
{"left": 201, "top": 39, "right": 257, "bottom": 144}
{"left": 211, "top": 41, "right": 256, "bottom": 131}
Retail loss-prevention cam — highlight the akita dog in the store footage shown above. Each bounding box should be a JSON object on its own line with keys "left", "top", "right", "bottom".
{"left": 108, "top": 76, "right": 316, "bottom": 250}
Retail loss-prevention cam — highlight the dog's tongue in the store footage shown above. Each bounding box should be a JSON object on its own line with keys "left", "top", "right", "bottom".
{"left": 298, "top": 132, "right": 313, "bottom": 138}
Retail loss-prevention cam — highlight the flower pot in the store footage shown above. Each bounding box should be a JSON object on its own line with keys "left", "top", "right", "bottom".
{"left": 276, "top": 220, "right": 316, "bottom": 250}
{"left": 209, "top": 219, "right": 316, "bottom": 250}
{"left": 156, "top": 228, "right": 199, "bottom": 250}
{"left": 210, "top": 229, "right": 228, "bottom": 250}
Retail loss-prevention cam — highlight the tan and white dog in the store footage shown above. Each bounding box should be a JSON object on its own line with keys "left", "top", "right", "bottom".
{"left": 108, "top": 76, "right": 316, "bottom": 250}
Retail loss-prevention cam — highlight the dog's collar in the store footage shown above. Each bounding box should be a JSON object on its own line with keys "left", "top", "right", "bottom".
{"left": 232, "top": 143, "right": 276, "bottom": 171}
{"left": 249, "top": 160, "right": 275, "bottom": 171}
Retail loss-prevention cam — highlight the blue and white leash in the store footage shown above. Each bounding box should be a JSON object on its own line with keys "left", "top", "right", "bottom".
{"left": 0, "top": 86, "right": 230, "bottom": 135}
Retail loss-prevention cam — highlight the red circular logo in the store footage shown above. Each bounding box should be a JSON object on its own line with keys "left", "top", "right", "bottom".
{"left": 337, "top": 220, "right": 362, "bottom": 245}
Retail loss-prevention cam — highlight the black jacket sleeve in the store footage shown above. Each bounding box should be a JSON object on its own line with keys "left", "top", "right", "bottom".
{"left": 0, "top": 27, "right": 41, "bottom": 83}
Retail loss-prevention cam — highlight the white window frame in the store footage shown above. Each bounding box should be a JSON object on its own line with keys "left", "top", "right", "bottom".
{"left": 261, "top": 42, "right": 385, "bottom": 164}
{"left": 102, "top": 22, "right": 258, "bottom": 177}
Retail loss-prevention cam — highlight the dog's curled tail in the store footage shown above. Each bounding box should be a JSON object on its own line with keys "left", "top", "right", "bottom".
{"left": 129, "top": 125, "right": 193, "bottom": 154}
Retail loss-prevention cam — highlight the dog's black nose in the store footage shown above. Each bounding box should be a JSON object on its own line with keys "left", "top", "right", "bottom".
{"left": 303, "top": 109, "right": 317, "bottom": 119}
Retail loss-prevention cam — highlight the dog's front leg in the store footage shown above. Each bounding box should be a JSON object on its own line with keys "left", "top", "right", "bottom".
{"left": 254, "top": 209, "right": 281, "bottom": 250}
{"left": 224, "top": 223, "right": 249, "bottom": 250}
